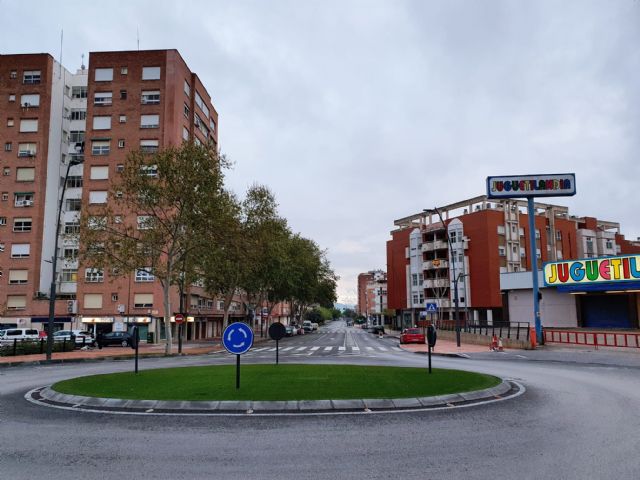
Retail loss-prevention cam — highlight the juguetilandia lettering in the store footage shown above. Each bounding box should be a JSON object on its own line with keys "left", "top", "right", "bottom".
{"left": 544, "top": 256, "right": 640, "bottom": 285}
{"left": 490, "top": 178, "right": 572, "bottom": 194}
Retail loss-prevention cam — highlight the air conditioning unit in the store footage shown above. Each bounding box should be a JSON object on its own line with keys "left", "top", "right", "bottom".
{"left": 18, "top": 151, "right": 34, "bottom": 157}
{"left": 24, "top": 200, "right": 33, "bottom": 206}
{"left": 15, "top": 200, "right": 25, "bottom": 207}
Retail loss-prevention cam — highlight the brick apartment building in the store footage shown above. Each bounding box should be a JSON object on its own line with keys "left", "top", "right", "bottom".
{"left": 0, "top": 50, "right": 290, "bottom": 340}
{"left": 356, "top": 270, "right": 387, "bottom": 325}
{"left": 388, "top": 195, "right": 640, "bottom": 330}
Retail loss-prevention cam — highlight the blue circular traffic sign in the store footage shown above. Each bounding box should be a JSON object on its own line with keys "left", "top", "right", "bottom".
{"left": 222, "top": 322, "right": 254, "bottom": 355}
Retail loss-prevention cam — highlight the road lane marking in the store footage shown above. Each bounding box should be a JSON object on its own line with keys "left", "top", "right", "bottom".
{"left": 352, "top": 346, "right": 360, "bottom": 351}
{"left": 324, "top": 346, "right": 333, "bottom": 351}
{"left": 338, "top": 346, "right": 346, "bottom": 351}
{"left": 295, "top": 347, "right": 307, "bottom": 351}
{"left": 310, "top": 347, "right": 320, "bottom": 351}
{"left": 281, "top": 347, "right": 295, "bottom": 351}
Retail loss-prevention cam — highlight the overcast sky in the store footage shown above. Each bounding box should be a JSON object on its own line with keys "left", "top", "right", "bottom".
{"left": 3, "top": 0, "right": 639, "bottom": 305}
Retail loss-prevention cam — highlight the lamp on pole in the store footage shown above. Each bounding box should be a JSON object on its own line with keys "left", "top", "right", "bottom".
{"left": 46, "top": 154, "right": 84, "bottom": 361}
{"left": 424, "top": 207, "right": 461, "bottom": 347}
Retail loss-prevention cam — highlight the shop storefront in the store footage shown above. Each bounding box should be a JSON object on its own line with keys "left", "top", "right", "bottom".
{"left": 80, "top": 317, "right": 115, "bottom": 336}
{"left": 544, "top": 255, "right": 640, "bottom": 329}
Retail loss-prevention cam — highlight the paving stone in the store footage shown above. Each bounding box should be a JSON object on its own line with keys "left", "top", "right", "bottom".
{"left": 390, "top": 397, "right": 422, "bottom": 408}
{"left": 363, "top": 398, "right": 396, "bottom": 409}
{"left": 299, "top": 400, "right": 332, "bottom": 411}
{"left": 80, "top": 396, "right": 109, "bottom": 407}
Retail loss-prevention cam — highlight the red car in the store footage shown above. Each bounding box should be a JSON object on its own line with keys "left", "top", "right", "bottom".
{"left": 400, "top": 328, "right": 425, "bottom": 345}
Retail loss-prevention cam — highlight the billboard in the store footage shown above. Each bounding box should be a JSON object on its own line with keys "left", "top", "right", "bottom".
{"left": 543, "top": 255, "right": 640, "bottom": 287}
{"left": 486, "top": 174, "right": 576, "bottom": 199}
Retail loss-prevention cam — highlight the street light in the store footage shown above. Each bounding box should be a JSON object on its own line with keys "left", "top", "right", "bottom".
{"left": 423, "top": 207, "right": 461, "bottom": 347}
{"left": 46, "top": 154, "right": 84, "bottom": 361}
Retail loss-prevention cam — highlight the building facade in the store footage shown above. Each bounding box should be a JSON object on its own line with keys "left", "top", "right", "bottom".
{"left": 0, "top": 50, "right": 293, "bottom": 339}
{"left": 388, "top": 195, "right": 639, "bottom": 330}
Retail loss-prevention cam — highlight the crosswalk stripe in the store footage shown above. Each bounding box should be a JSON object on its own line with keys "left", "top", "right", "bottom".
{"left": 377, "top": 347, "right": 388, "bottom": 351}
{"left": 296, "top": 347, "right": 307, "bottom": 351}
{"left": 392, "top": 347, "right": 402, "bottom": 351}
{"left": 366, "top": 347, "right": 374, "bottom": 351}
{"left": 324, "top": 346, "right": 333, "bottom": 351}
{"left": 338, "top": 346, "right": 346, "bottom": 351}
{"left": 310, "top": 347, "right": 319, "bottom": 351}
{"left": 267, "top": 348, "right": 277, "bottom": 352}
{"left": 281, "top": 347, "right": 295, "bottom": 351}
{"left": 352, "top": 346, "right": 360, "bottom": 351}
{"left": 253, "top": 347, "right": 270, "bottom": 352}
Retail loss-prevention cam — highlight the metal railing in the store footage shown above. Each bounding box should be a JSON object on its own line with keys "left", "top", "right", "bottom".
{"left": 0, "top": 338, "right": 81, "bottom": 357}
{"left": 435, "top": 319, "right": 530, "bottom": 341}
{"left": 544, "top": 329, "right": 640, "bottom": 349}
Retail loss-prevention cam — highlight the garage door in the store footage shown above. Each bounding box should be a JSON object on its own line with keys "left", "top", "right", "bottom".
{"left": 581, "top": 295, "right": 631, "bottom": 328}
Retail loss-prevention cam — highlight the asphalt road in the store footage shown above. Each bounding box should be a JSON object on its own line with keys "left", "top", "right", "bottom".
{"left": 1, "top": 321, "right": 639, "bottom": 479}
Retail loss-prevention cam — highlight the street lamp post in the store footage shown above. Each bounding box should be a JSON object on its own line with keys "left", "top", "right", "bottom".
{"left": 424, "top": 207, "right": 461, "bottom": 347}
{"left": 46, "top": 155, "right": 84, "bottom": 361}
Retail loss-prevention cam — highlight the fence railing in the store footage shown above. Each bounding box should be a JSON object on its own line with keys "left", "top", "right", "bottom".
{"left": 544, "top": 329, "right": 640, "bottom": 349}
{"left": 435, "top": 320, "right": 530, "bottom": 341}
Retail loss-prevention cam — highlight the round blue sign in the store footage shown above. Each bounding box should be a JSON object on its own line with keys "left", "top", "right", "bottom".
{"left": 222, "top": 322, "right": 254, "bottom": 355}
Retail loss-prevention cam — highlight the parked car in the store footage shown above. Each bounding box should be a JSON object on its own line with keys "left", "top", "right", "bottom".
{"left": 0, "top": 328, "right": 40, "bottom": 343}
{"left": 96, "top": 332, "right": 135, "bottom": 349}
{"left": 285, "top": 325, "right": 295, "bottom": 337}
{"left": 400, "top": 328, "right": 425, "bottom": 345}
{"left": 311, "top": 322, "right": 319, "bottom": 331}
{"left": 53, "top": 330, "right": 96, "bottom": 347}
{"left": 302, "top": 320, "right": 314, "bottom": 333}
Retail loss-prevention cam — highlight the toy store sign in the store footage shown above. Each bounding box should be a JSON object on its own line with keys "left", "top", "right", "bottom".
{"left": 487, "top": 174, "right": 576, "bottom": 199}
{"left": 544, "top": 255, "right": 640, "bottom": 286}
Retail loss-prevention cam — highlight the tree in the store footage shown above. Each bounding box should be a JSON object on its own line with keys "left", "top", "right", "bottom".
{"left": 80, "top": 142, "right": 231, "bottom": 354}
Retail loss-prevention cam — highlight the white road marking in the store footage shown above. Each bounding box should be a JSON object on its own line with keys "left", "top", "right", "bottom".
{"left": 377, "top": 347, "right": 388, "bottom": 351}
{"left": 253, "top": 347, "right": 270, "bottom": 352}
{"left": 267, "top": 348, "right": 277, "bottom": 352}
{"left": 310, "top": 347, "right": 319, "bottom": 351}
{"left": 516, "top": 355, "right": 527, "bottom": 359}
{"left": 338, "top": 346, "right": 346, "bottom": 351}
{"left": 296, "top": 347, "right": 307, "bottom": 351}
{"left": 324, "top": 346, "right": 333, "bottom": 351}
{"left": 352, "top": 346, "right": 360, "bottom": 351}
{"left": 281, "top": 347, "right": 295, "bottom": 351}
{"left": 366, "top": 347, "right": 374, "bottom": 351}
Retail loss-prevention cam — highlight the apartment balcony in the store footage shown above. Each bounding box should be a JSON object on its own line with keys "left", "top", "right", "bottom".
{"left": 423, "top": 259, "right": 449, "bottom": 270}
{"left": 424, "top": 278, "right": 449, "bottom": 289}
{"left": 421, "top": 240, "right": 449, "bottom": 252}
{"left": 58, "top": 282, "right": 77, "bottom": 294}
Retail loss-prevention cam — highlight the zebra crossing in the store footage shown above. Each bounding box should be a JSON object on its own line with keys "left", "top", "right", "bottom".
{"left": 211, "top": 344, "right": 403, "bottom": 357}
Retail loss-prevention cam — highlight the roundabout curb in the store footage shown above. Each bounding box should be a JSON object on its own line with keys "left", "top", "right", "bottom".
{"left": 25, "top": 379, "right": 524, "bottom": 416}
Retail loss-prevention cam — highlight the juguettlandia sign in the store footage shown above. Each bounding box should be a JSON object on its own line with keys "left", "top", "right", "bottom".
{"left": 486, "top": 174, "right": 576, "bottom": 199}
{"left": 544, "top": 255, "right": 640, "bottom": 286}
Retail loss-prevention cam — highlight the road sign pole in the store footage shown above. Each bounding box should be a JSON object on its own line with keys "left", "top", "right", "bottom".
{"left": 276, "top": 339, "right": 279, "bottom": 365}
{"left": 527, "top": 198, "right": 543, "bottom": 345}
{"left": 236, "top": 354, "right": 240, "bottom": 389}
{"left": 428, "top": 345, "right": 432, "bottom": 374}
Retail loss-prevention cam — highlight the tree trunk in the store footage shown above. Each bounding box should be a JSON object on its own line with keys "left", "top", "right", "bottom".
{"left": 163, "top": 259, "right": 173, "bottom": 355}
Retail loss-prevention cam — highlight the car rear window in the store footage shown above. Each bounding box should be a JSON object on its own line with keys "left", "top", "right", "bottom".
{"left": 406, "top": 328, "right": 421, "bottom": 334}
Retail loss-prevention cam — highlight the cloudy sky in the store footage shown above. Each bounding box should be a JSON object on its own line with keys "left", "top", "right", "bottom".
{"left": 3, "top": 0, "right": 639, "bottom": 305}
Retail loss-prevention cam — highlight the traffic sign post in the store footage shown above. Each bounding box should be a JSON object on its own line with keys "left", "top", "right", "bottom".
{"left": 222, "top": 322, "right": 254, "bottom": 389}
{"left": 175, "top": 314, "right": 184, "bottom": 354}
{"left": 426, "top": 324, "right": 437, "bottom": 374}
{"left": 132, "top": 326, "right": 140, "bottom": 374}
{"left": 268, "top": 322, "right": 286, "bottom": 365}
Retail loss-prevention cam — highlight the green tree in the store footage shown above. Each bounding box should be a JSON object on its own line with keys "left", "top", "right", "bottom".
{"left": 80, "top": 142, "right": 230, "bottom": 354}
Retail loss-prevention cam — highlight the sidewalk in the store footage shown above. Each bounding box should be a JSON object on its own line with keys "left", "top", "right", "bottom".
{"left": 384, "top": 328, "right": 500, "bottom": 356}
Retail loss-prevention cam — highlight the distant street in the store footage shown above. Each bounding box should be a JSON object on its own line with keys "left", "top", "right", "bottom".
{"left": 1, "top": 320, "right": 639, "bottom": 479}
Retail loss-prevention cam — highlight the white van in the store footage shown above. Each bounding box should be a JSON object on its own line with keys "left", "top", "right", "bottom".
{"left": 0, "top": 328, "right": 40, "bottom": 343}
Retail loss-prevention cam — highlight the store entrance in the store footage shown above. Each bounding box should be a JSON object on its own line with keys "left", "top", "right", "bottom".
{"left": 580, "top": 294, "right": 632, "bottom": 328}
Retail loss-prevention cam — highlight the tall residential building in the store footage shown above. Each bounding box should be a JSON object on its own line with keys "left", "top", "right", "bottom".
{"left": 0, "top": 50, "right": 277, "bottom": 341}
{"left": 356, "top": 270, "right": 387, "bottom": 325}
{"left": 387, "top": 195, "right": 639, "bottom": 328}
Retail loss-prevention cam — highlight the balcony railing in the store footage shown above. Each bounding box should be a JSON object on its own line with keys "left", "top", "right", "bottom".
{"left": 423, "top": 259, "right": 449, "bottom": 270}
{"left": 424, "top": 278, "right": 449, "bottom": 289}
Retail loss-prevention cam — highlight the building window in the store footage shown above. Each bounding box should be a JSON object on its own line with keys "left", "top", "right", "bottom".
{"left": 7, "top": 118, "right": 14, "bottom": 127}
{"left": 62, "top": 269, "right": 78, "bottom": 282}
{"left": 4, "top": 142, "right": 11, "bottom": 152}
{"left": 535, "top": 229, "right": 541, "bottom": 239}
{"left": 89, "top": 165, "right": 109, "bottom": 180}
{"left": 411, "top": 274, "right": 418, "bottom": 286}
{"left": 94, "top": 92, "right": 113, "bottom": 106}
{"left": 135, "top": 268, "right": 155, "bottom": 282}
{"left": 520, "top": 247, "right": 526, "bottom": 258}
{"left": 112, "top": 293, "right": 119, "bottom": 302}
{"left": 184, "top": 80, "right": 190, "bottom": 96}
{"left": 19, "top": 119, "right": 38, "bottom": 133}
{"left": 182, "top": 127, "right": 189, "bottom": 140}
{"left": 183, "top": 103, "right": 190, "bottom": 118}
{"left": 88, "top": 216, "right": 107, "bottom": 230}
{"left": 10, "top": 244, "right": 30, "bottom": 258}
{"left": 21, "top": 94, "right": 40, "bottom": 107}
{"left": 141, "top": 90, "right": 160, "bottom": 104}
{"left": 142, "top": 66, "right": 161, "bottom": 80}
{"left": 140, "top": 140, "right": 159, "bottom": 154}
{"left": 69, "top": 131, "right": 85, "bottom": 144}
{"left": 0, "top": 217, "right": 6, "bottom": 225}
{"left": 95, "top": 68, "right": 114, "bottom": 82}
{"left": 89, "top": 191, "right": 108, "bottom": 204}
{"left": 140, "top": 114, "right": 159, "bottom": 129}
{"left": 84, "top": 293, "right": 103, "bottom": 309}
{"left": 116, "top": 164, "right": 124, "bottom": 173}
{"left": 13, "top": 218, "right": 32, "bottom": 232}
{"left": 209, "top": 118, "right": 216, "bottom": 135}
{"left": 606, "top": 239, "right": 613, "bottom": 249}
{"left": 23, "top": 70, "right": 41, "bottom": 84}
{"left": 6, "top": 295, "right": 27, "bottom": 310}
{"left": 63, "top": 247, "right": 78, "bottom": 260}
{"left": 71, "top": 86, "right": 87, "bottom": 99}
{"left": 92, "top": 116, "right": 112, "bottom": 130}
{"left": 498, "top": 246, "right": 506, "bottom": 257}
{"left": 64, "top": 222, "right": 80, "bottom": 234}
{"left": 137, "top": 215, "right": 153, "bottom": 229}
{"left": 16, "top": 167, "right": 36, "bottom": 181}
{"left": 412, "top": 294, "right": 419, "bottom": 305}
{"left": 14, "top": 193, "right": 34, "bottom": 207}
{"left": 119, "top": 115, "right": 126, "bottom": 123}
{"left": 65, "top": 198, "right": 82, "bottom": 212}
{"left": 195, "top": 91, "right": 209, "bottom": 118}
{"left": 1, "top": 192, "right": 7, "bottom": 201}
{"left": 70, "top": 109, "right": 87, "bottom": 120}
{"left": 66, "top": 175, "right": 83, "bottom": 188}
{"left": 91, "top": 140, "right": 110, "bottom": 155}
{"left": 85, "top": 268, "right": 104, "bottom": 283}
{"left": 120, "top": 90, "right": 127, "bottom": 100}
{"left": 10, "top": 70, "right": 17, "bottom": 79}
{"left": 134, "top": 293, "right": 153, "bottom": 308}
{"left": 118, "top": 139, "right": 125, "bottom": 148}
{"left": 9, "top": 94, "right": 16, "bottom": 102}
{"left": 3, "top": 167, "right": 11, "bottom": 176}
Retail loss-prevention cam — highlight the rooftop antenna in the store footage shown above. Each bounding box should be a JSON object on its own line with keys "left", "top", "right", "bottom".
{"left": 81, "top": 53, "right": 86, "bottom": 71}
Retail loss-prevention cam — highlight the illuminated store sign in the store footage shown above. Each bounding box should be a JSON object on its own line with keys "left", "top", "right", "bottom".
{"left": 544, "top": 255, "right": 640, "bottom": 286}
{"left": 487, "top": 174, "right": 576, "bottom": 199}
